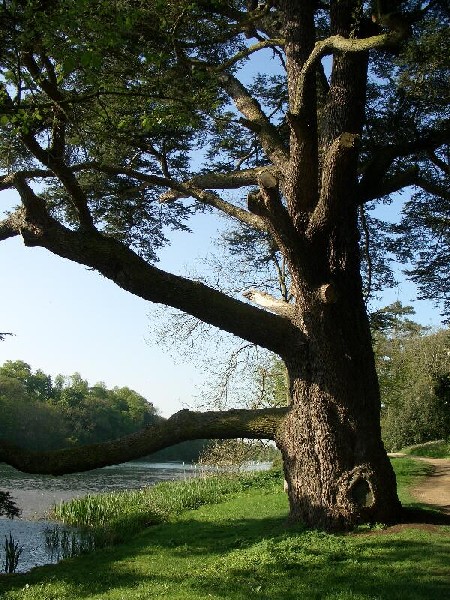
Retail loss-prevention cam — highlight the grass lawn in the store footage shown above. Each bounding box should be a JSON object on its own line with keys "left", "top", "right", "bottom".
{"left": 0, "top": 459, "right": 449, "bottom": 600}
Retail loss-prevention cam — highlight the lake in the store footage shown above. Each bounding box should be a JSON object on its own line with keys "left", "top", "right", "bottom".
{"left": 0, "top": 460, "right": 197, "bottom": 573}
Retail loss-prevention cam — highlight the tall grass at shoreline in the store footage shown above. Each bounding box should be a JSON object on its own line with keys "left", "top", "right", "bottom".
{"left": 0, "top": 458, "right": 448, "bottom": 600}
{"left": 51, "top": 468, "right": 280, "bottom": 547}
{"left": 51, "top": 459, "right": 435, "bottom": 550}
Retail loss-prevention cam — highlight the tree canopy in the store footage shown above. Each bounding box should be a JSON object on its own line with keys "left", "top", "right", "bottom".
{"left": 0, "top": 359, "right": 160, "bottom": 450}
{"left": 0, "top": 0, "right": 449, "bottom": 530}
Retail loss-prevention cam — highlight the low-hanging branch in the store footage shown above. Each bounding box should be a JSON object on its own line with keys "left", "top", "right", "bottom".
{"left": 0, "top": 407, "right": 289, "bottom": 476}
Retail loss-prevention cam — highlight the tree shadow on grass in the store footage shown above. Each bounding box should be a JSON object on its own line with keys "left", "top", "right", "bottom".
{"left": 0, "top": 511, "right": 448, "bottom": 600}
{"left": 400, "top": 505, "right": 450, "bottom": 526}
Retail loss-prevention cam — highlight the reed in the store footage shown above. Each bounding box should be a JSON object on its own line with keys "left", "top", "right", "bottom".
{"left": 44, "top": 526, "right": 95, "bottom": 560}
{"left": 2, "top": 533, "right": 23, "bottom": 574}
{"left": 51, "top": 469, "right": 280, "bottom": 547}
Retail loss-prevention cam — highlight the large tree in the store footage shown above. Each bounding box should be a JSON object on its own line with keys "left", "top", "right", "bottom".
{"left": 0, "top": 0, "right": 448, "bottom": 530}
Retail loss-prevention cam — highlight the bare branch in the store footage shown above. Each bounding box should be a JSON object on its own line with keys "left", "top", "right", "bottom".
{"left": 0, "top": 407, "right": 288, "bottom": 475}
{"left": 0, "top": 333, "right": 14, "bottom": 341}
{"left": 216, "top": 38, "right": 285, "bottom": 72}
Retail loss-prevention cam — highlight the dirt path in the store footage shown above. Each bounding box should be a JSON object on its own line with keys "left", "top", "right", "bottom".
{"left": 411, "top": 457, "right": 450, "bottom": 516}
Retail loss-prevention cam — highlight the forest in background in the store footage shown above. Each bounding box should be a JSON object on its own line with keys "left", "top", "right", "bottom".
{"left": 1, "top": 304, "right": 449, "bottom": 459}
{"left": 0, "top": 360, "right": 160, "bottom": 451}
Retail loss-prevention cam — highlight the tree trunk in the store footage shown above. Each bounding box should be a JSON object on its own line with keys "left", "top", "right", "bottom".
{"left": 277, "top": 273, "right": 401, "bottom": 530}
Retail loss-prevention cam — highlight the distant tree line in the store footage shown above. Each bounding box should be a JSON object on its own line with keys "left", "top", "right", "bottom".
{"left": 371, "top": 304, "right": 450, "bottom": 451}
{"left": 260, "top": 303, "right": 450, "bottom": 453}
{"left": 0, "top": 360, "right": 161, "bottom": 451}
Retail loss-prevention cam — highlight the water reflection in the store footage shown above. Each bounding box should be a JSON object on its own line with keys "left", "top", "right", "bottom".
{"left": 0, "top": 460, "right": 194, "bottom": 573}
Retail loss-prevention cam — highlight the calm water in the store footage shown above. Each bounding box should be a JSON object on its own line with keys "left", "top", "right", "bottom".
{"left": 0, "top": 461, "right": 195, "bottom": 573}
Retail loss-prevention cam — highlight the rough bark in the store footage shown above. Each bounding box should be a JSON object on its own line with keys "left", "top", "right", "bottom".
{"left": 0, "top": 408, "right": 287, "bottom": 476}
{"left": 0, "top": 0, "right": 427, "bottom": 531}
{"left": 277, "top": 292, "right": 402, "bottom": 528}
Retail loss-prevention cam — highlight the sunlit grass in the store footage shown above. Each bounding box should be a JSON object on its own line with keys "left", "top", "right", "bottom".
{"left": 51, "top": 469, "right": 280, "bottom": 546}
{"left": 389, "top": 457, "right": 434, "bottom": 504}
{"left": 402, "top": 440, "right": 450, "bottom": 459}
{"left": 0, "top": 459, "right": 448, "bottom": 600}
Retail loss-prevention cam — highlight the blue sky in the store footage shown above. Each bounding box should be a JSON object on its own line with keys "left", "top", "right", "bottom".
{"left": 0, "top": 51, "right": 444, "bottom": 417}
{"left": 0, "top": 190, "right": 230, "bottom": 417}
{"left": 0, "top": 186, "right": 443, "bottom": 418}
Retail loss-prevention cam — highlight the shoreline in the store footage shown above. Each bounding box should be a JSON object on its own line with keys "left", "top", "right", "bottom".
{"left": 6, "top": 488, "right": 91, "bottom": 521}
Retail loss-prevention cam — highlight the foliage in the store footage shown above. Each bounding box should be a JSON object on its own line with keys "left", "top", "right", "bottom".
{"left": 0, "top": 360, "right": 159, "bottom": 450}
{"left": 0, "top": 491, "right": 21, "bottom": 519}
{"left": 1, "top": 533, "right": 23, "bottom": 574}
{"left": 147, "top": 439, "right": 209, "bottom": 462}
{"left": 382, "top": 14, "right": 450, "bottom": 319}
{"left": 403, "top": 440, "right": 450, "bottom": 459}
{"left": 198, "top": 438, "right": 279, "bottom": 471}
{"left": 1, "top": 0, "right": 449, "bottom": 529}
{"left": 371, "top": 306, "right": 450, "bottom": 451}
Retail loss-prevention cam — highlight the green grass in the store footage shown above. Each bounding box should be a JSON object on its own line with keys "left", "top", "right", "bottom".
{"left": 389, "top": 457, "right": 434, "bottom": 504}
{"left": 0, "top": 460, "right": 449, "bottom": 600}
{"left": 50, "top": 470, "right": 279, "bottom": 546}
{"left": 402, "top": 440, "right": 450, "bottom": 459}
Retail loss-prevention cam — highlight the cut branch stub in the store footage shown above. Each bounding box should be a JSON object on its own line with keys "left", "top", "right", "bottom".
{"left": 258, "top": 171, "right": 278, "bottom": 189}
{"left": 318, "top": 283, "right": 337, "bottom": 304}
{"left": 243, "top": 288, "right": 295, "bottom": 319}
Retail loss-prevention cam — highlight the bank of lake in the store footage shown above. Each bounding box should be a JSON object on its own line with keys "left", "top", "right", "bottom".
{"left": 0, "top": 457, "right": 449, "bottom": 599}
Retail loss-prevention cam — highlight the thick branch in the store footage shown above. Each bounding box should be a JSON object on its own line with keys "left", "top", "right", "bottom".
{"left": 0, "top": 407, "right": 288, "bottom": 475}
{"left": 0, "top": 212, "right": 21, "bottom": 241}
{"left": 218, "top": 73, "right": 289, "bottom": 168}
{"left": 359, "top": 167, "right": 419, "bottom": 203}
{"left": 414, "top": 175, "right": 450, "bottom": 201}
{"left": 359, "top": 167, "right": 450, "bottom": 205}
{"left": 159, "top": 166, "right": 278, "bottom": 198}
{"left": 293, "top": 32, "right": 407, "bottom": 115}
{"left": 307, "top": 133, "right": 359, "bottom": 238}
{"left": 73, "top": 162, "right": 268, "bottom": 230}
{"left": 12, "top": 200, "right": 299, "bottom": 356}
{"left": 21, "top": 134, "right": 95, "bottom": 230}
{"left": 428, "top": 150, "right": 450, "bottom": 176}
{"left": 359, "top": 122, "right": 450, "bottom": 198}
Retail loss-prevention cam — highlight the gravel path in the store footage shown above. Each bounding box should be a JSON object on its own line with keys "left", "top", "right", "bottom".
{"left": 412, "top": 457, "right": 450, "bottom": 515}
